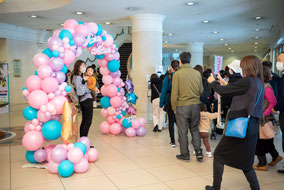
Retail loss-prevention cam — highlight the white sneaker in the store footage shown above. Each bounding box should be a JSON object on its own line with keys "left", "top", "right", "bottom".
{"left": 93, "top": 101, "right": 97, "bottom": 108}
{"left": 192, "top": 151, "right": 196, "bottom": 155}
{"left": 206, "top": 151, "right": 212, "bottom": 158}
{"left": 169, "top": 142, "right": 176, "bottom": 148}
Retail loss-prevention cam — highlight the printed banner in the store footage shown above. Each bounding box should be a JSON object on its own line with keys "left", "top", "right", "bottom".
{"left": 0, "top": 63, "right": 9, "bottom": 114}
{"left": 214, "top": 55, "right": 223, "bottom": 74}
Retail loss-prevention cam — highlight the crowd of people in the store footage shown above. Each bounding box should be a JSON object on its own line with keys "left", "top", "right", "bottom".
{"left": 149, "top": 52, "right": 284, "bottom": 190}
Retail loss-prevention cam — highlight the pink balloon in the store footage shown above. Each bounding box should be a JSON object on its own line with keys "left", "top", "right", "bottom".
{"left": 75, "top": 24, "right": 90, "bottom": 37}
{"left": 48, "top": 160, "right": 59, "bottom": 174}
{"left": 100, "top": 108, "right": 108, "bottom": 117}
{"left": 138, "top": 118, "right": 146, "bottom": 127}
{"left": 41, "top": 77, "right": 59, "bottom": 93}
{"left": 34, "top": 149, "right": 47, "bottom": 163}
{"left": 110, "top": 96, "right": 122, "bottom": 108}
{"left": 102, "top": 75, "right": 113, "bottom": 85}
{"left": 22, "top": 131, "right": 44, "bottom": 151}
{"left": 37, "top": 110, "right": 52, "bottom": 123}
{"left": 78, "top": 137, "right": 91, "bottom": 151}
{"left": 50, "top": 146, "right": 67, "bottom": 163}
{"left": 101, "top": 85, "right": 108, "bottom": 97}
{"left": 86, "top": 22, "right": 98, "bottom": 34}
{"left": 114, "top": 52, "right": 120, "bottom": 60}
{"left": 48, "top": 37, "right": 63, "bottom": 51}
{"left": 67, "top": 147, "right": 83, "bottom": 164}
{"left": 74, "top": 158, "right": 89, "bottom": 173}
{"left": 132, "top": 119, "right": 141, "bottom": 129}
{"left": 38, "top": 65, "right": 53, "bottom": 79}
{"left": 87, "top": 148, "right": 98, "bottom": 162}
{"left": 73, "top": 34, "right": 85, "bottom": 47}
{"left": 107, "top": 84, "right": 118, "bottom": 97}
{"left": 99, "top": 121, "right": 110, "bottom": 134}
{"left": 28, "top": 90, "right": 48, "bottom": 109}
{"left": 98, "top": 59, "right": 108, "bottom": 67}
{"left": 136, "top": 127, "right": 146, "bottom": 137}
{"left": 105, "top": 53, "right": 115, "bottom": 61}
{"left": 26, "top": 75, "right": 42, "bottom": 92}
{"left": 64, "top": 50, "right": 75, "bottom": 66}
{"left": 51, "top": 115, "right": 61, "bottom": 121}
{"left": 50, "top": 96, "right": 67, "bottom": 114}
{"left": 64, "top": 19, "right": 78, "bottom": 29}
{"left": 103, "top": 34, "right": 114, "bottom": 47}
{"left": 48, "top": 93, "right": 56, "bottom": 100}
{"left": 118, "top": 117, "right": 125, "bottom": 126}
{"left": 107, "top": 107, "right": 116, "bottom": 116}
{"left": 22, "top": 89, "right": 29, "bottom": 97}
{"left": 33, "top": 53, "right": 49, "bottom": 68}
{"left": 110, "top": 123, "right": 122, "bottom": 135}
{"left": 112, "top": 77, "right": 121, "bottom": 86}
{"left": 53, "top": 30, "right": 61, "bottom": 37}
{"left": 44, "top": 144, "right": 56, "bottom": 153}
{"left": 107, "top": 116, "right": 116, "bottom": 124}
{"left": 49, "top": 57, "right": 64, "bottom": 72}
{"left": 100, "top": 67, "right": 110, "bottom": 76}
{"left": 24, "top": 121, "right": 32, "bottom": 133}
{"left": 126, "top": 128, "right": 136, "bottom": 137}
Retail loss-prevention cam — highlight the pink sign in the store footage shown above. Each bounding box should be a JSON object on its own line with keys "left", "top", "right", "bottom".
{"left": 214, "top": 55, "right": 223, "bottom": 74}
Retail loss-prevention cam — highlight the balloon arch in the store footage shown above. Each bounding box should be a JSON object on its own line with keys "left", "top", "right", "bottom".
{"left": 21, "top": 19, "right": 146, "bottom": 177}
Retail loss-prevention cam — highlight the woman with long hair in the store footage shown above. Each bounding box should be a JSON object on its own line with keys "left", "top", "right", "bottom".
{"left": 71, "top": 60, "right": 93, "bottom": 137}
{"left": 206, "top": 55, "right": 264, "bottom": 190}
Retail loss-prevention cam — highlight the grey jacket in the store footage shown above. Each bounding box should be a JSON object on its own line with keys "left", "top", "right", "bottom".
{"left": 73, "top": 75, "right": 92, "bottom": 102}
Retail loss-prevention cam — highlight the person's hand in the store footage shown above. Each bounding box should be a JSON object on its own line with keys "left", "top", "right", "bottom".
{"left": 95, "top": 88, "right": 100, "bottom": 94}
{"left": 272, "top": 108, "right": 278, "bottom": 114}
{"left": 174, "top": 111, "right": 176, "bottom": 114}
{"left": 270, "top": 74, "right": 273, "bottom": 80}
{"left": 207, "top": 73, "right": 215, "bottom": 83}
{"left": 217, "top": 73, "right": 228, "bottom": 86}
{"left": 83, "top": 75, "right": 89, "bottom": 81}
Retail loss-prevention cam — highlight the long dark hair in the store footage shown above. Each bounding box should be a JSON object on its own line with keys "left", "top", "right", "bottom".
{"left": 240, "top": 55, "right": 264, "bottom": 83}
{"left": 71, "top": 60, "right": 85, "bottom": 83}
{"left": 171, "top": 60, "right": 179, "bottom": 71}
{"left": 194, "top": 65, "right": 203, "bottom": 77}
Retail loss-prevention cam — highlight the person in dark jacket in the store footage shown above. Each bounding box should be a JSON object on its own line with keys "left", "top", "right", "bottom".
{"left": 150, "top": 73, "right": 163, "bottom": 132}
{"left": 263, "top": 61, "right": 279, "bottom": 100}
{"left": 206, "top": 55, "right": 264, "bottom": 190}
{"left": 160, "top": 60, "right": 180, "bottom": 147}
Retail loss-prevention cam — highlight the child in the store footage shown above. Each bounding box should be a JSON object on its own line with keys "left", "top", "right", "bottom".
{"left": 86, "top": 66, "right": 99, "bottom": 107}
{"left": 198, "top": 103, "right": 218, "bottom": 158}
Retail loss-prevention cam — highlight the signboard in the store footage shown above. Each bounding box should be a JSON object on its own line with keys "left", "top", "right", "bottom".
{"left": 0, "top": 63, "right": 9, "bottom": 114}
{"left": 13, "top": 59, "right": 21, "bottom": 77}
{"left": 214, "top": 55, "right": 223, "bottom": 74}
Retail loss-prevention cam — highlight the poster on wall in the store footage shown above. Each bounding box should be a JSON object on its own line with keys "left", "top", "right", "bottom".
{"left": 0, "top": 63, "right": 9, "bottom": 114}
{"left": 214, "top": 55, "right": 223, "bottom": 74}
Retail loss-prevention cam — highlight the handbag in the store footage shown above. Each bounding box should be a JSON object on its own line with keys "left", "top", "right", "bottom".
{"left": 259, "top": 120, "right": 277, "bottom": 139}
{"left": 225, "top": 86, "right": 263, "bottom": 138}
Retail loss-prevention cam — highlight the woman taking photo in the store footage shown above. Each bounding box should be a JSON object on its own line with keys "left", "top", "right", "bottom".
{"left": 206, "top": 55, "right": 264, "bottom": 190}
{"left": 71, "top": 60, "right": 93, "bottom": 137}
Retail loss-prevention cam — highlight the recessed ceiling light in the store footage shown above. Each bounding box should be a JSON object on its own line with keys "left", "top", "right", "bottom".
{"left": 213, "top": 31, "right": 219, "bottom": 34}
{"left": 75, "top": 11, "right": 84, "bottom": 15}
{"left": 176, "top": 49, "right": 179, "bottom": 52}
{"left": 254, "top": 28, "right": 260, "bottom": 32}
{"left": 164, "top": 41, "right": 168, "bottom": 43}
{"left": 254, "top": 50, "right": 258, "bottom": 52}
{"left": 30, "top": 15, "right": 37, "bottom": 18}
{"left": 168, "top": 33, "right": 173, "bottom": 36}
{"left": 220, "top": 38, "right": 224, "bottom": 41}
{"left": 231, "top": 50, "right": 234, "bottom": 53}
{"left": 187, "top": 2, "right": 195, "bottom": 6}
{"left": 228, "top": 47, "right": 232, "bottom": 50}
{"left": 224, "top": 44, "right": 228, "bottom": 46}
{"left": 255, "top": 16, "right": 262, "bottom": 20}
{"left": 60, "top": 23, "right": 64, "bottom": 26}
{"left": 254, "top": 37, "right": 259, "bottom": 40}
{"left": 203, "top": 20, "right": 209, "bottom": 23}
{"left": 254, "top": 42, "right": 258, "bottom": 45}
{"left": 127, "top": 7, "right": 137, "bottom": 11}
{"left": 255, "top": 46, "right": 258, "bottom": 48}
{"left": 105, "top": 22, "right": 111, "bottom": 25}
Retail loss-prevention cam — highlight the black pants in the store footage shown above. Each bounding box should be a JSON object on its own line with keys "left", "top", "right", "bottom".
{"left": 79, "top": 98, "right": 93, "bottom": 137}
{"left": 280, "top": 111, "right": 284, "bottom": 153}
{"left": 167, "top": 108, "right": 176, "bottom": 144}
{"left": 213, "top": 159, "right": 260, "bottom": 190}
{"left": 255, "top": 138, "right": 279, "bottom": 166}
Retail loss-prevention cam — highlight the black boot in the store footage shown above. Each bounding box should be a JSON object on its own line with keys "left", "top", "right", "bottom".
{"left": 196, "top": 149, "right": 203, "bottom": 162}
{"left": 205, "top": 185, "right": 214, "bottom": 190}
{"left": 153, "top": 125, "right": 158, "bottom": 132}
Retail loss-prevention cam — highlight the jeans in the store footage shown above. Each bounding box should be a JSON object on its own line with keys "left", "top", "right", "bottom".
{"left": 79, "top": 98, "right": 93, "bottom": 137}
{"left": 167, "top": 108, "right": 176, "bottom": 144}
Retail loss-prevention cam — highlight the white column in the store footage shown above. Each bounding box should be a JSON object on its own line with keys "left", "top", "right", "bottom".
{"left": 185, "top": 42, "right": 204, "bottom": 67}
{"left": 130, "top": 14, "right": 165, "bottom": 118}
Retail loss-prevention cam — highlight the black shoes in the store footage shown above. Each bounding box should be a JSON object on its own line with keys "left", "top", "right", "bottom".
{"left": 153, "top": 125, "right": 158, "bottom": 132}
{"left": 176, "top": 154, "right": 190, "bottom": 162}
{"left": 278, "top": 169, "right": 284, "bottom": 174}
{"left": 205, "top": 185, "right": 214, "bottom": 190}
{"left": 196, "top": 149, "right": 203, "bottom": 162}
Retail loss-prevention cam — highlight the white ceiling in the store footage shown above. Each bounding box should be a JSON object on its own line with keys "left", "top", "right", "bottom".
{"left": 0, "top": 0, "right": 283, "bottom": 56}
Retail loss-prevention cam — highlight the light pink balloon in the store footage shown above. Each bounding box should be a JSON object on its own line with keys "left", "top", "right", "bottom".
{"left": 110, "top": 96, "right": 122, "bottom": 108}
{"left": 114, "top": 52, "right": 120, "bottom": 60}
{"left": 100, "top": 85, "right": 108, "bottom": 96}
{"left": 107, "top": 116, "right": 116, "bottom": 124}
{"left": 64, "top": 19, "right": 78, "bottom": 30}
{"left": 138, "top": 118, "right": 146, "bottom": 127}
{"left": 75, "top": 24, "right": 90, "bottom": 37}
{"left": 41, "top": 77, "right": 59, "bottom": 93}
{"left": 132, "top": 119, "right": 141, "bottom": 129}
{"left": 53, "top": 30, "right": 61, "bottom": 37}
{"left": 86, "top": 22, "right": 98, "bottom": 34}
{"left": 37, "top": 110, "right": 52, "bottom": 123}
{"left": 102, "top": 75, "right": 113, "bottom": 85}
{"left": 105, "top": 53, "right": 115, "bottom": 61}
{"left": 100, "top": 108, "right": 108, "bottom": 117}
{"left": 51, "top": 115, "right": 61, "bottom": 121}
{"left": 48, "top": 37, "right": 63, "bottom": 51}
{"left": 67, "top": 147, "right": 83, "bottom": 164}
{"left": 44, "top": 144, "right": 56, "bottom": 153}
{"left": 38, "top": 65, "right": 53, "bottom": 79}
{"left": 24, "top": 121, "right": 32, "bottom": 133}
{"left": 76, "top": 47, "right": 83, "bottom": 57}
{"left": 26, "top": 75, "right": 42, "bottom": 92}
{"left": 126, "top": 128, "right": 136, "bottom": 137}
{"left": 110, "top": 123, "right": 122, "bottom": 135}
{"left": 103, "top": 34, "right": 114, "bottom": 47}
{"left": 48, "top": 160, "right": 59, "bottom": 174}
{"left": 107, "top": 84, "right": 118, "bottom": 97}
{"left": 107, "top": 107, "right": 116, "bottom": 116}
{"left": 48, "top": 93, "right": 56, "bottom": 100}
{"left": 33, "top": 53, "right": 49, "bottom": 68}
{"left": 22, "top": 89, "right": 29, "bottom": 97}
{"left": 28, "top": 90, "right": 48, "bottom": 109}
{"left": 74, "top": 158, "right": 89, "bottom": 173}
{"left": 64, "top": 50, "right": 75, "bottom": 66}
{"left": 100, "top": 67, "right": 110, "bottom": 76}
{"left": 99, "top": 121, "right": 110, "bottom": 134}
{"left": 22, "top": 131, "right": 44, "bottom": 151}
{"left": 118, "top": 117, "right": 125, "bottom": 126}
{"left": 50, "top": 96, "right": 67, "bottom": 115}
{"left": 87, "top": 148, "right": 98, "bottom": 162}
{"left": 98, "top": 59, "right": 108, "bottom": 67}
{"left": 112, "top": 78, "right": 121, "bottom": 86}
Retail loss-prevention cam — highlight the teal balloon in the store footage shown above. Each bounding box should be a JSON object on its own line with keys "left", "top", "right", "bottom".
{"left": 78, "top": 21, "right": 85, "bottom": 25}
{"left": 60, "top": 65, "right": 68, "bottom": 74}
{"left": 121, "top": 110, "right": 126, "bottom": 116}
{"left": 42, "top": 120, "right": 62, "bottom": 140}
{"left": 95, "top": 54, "right": 105, "bottom": 59}
{"left": 96, "top": 24, "right": 103, "bottom": 35}
{"left": 23, "top": 87, "right": 27, "bottom": 90}
{"left": 65, "top": 85, "right": 72, "bottom": 92}
{"left": 87, "top": 42, "right": 94, "bottom": 48}
{"left": 42, "top": 48, "right": 53, "bottom": 58}
{"left": 52, "top": 50, "right": 60, "bottom": 57}
{"left": 102, "top": 36, "right": 107, "bottom": 41}
{"left": 122, "top": 119, "right": 132, "bottom": 128}
{"left": 59, "top": 30, "right": 73, "bottom": 40}
{"left": 26, "top": 151, "right": 38, "bottom": 163}
{"left": 118, "top": 88, "right": 121, "bottom": 92}
{"left": 74, "top": 142, "right": 87, "bottom": 155}
{"left": 34, "top": 70, "right": 38, "bottom": 75}
{"left": 100, "top": 96, "right": 111, "bottom": 108}
{"left": 58, "top": 160, "right": 74, "bottom": 178}
{"left": 116, "top": 115, "right": 122, "bottom": 119}
{"left": 69, "top": 40, "right": 75, "bottom": 46}
{"left": 107, "top": 60, "right": 120, "bottom": 72}
{"left": 23, "top": 106, "right": 38, "bottom": 121}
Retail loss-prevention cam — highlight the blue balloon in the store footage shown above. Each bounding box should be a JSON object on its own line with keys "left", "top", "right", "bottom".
{"left": 23, "top": 87, "right": 27, "bottom": 90}
{"left": 102, "top": 36, "right": 107, "bottom": 41}
{"left": 69, "top": 40, "right": 75, "bottom": 46}
{"left": 52, "top": 50, "right": 60, "bottom": 57}
{"left": 122, "top": 119, "right": 132, "bottom": 128}
{"left": 42, "top": 120, "right": 62, "bottom": 140}
{"left": 34, "top": 70, "right": 38, "bottom": 75}
{"left": 23, "top": 106, "right": 38, "bottom": 121}
{"left": 96, "top": 24, "right": 103, "bottom": 35}
{"left": 65, "top": 85, "right": 72, "bottom": 92}
{"left": 121, "top": 110, "right": 126, "bottom": 116}
{"left": 74, "top": 142, "right": 87, "bottom": 155}
{"left": 126, "top": 92, "right": 138, "bottom": 105}
{"left": 116, "top": 115, "right": 122, "bottom": 119}
{"left": 78, "top": 21, "right": 85, "bottom": 25}
{"left": 87, "top": 42, "right": 94, "bottom": 48}
{"left": 26, "top": 151, "right": 38, "bottom": 163}
{"left": 58, "top": 160, "right": 74, "bottom": 178}
{"left": 59, "top": 30, "right": 73, "bottom": 40}
{"left": 60, "top": 65, "right": 68, "bottom": 74}
{"left": 100, "top": 96, "right": 111, "bottom": 108}
{"left": 107, "top": 60, "right": 120, "bottom": 72}
{"left": 118, "top": 88, "right": 121, "bottom": 92}
{"left": 95, "top": 54, "right": 105, "bottom": 59}
{"left": 42, "top": 48, "right": 53, "bottom": 58}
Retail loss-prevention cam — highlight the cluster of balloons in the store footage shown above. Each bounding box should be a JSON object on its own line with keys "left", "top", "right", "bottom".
{"left": 125, "top": 80, "right": 138, "bottom": 115}
{"left": 25, "top": 137, "right": 98, "bottom": 177}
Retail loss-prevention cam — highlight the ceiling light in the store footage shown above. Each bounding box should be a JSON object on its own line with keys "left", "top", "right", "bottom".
{"left": 254, "top": 28, "right": 260, "bottom": 32}
{"left": 127, "top": 7, "right": 137, "bottom": 11}
{"left": 254, "top": 50, "right": 258, "bottom": 52}
{"left": 254, "top": 42, "right": 258, "bottom": 45}
{"left": 254, "top": 37, "right": 259, "bottom": 40}
{"left": 60, "top": 23, "right": 64, "bottom": 26}
{"left": 164, "top": 41, "right": 168, "bottom": 43}
{"left": 231, "top": 50, "right": 234, "bottom": 53}
{"left": 228, "top": 47, "right": 232, "bottom": 50}
{"left": 203, "top": 20, "right": 209, "bottom": 23}
{"left": 213, "top": 31, "right": 219, "bottom": 34}
{"left": 224, "top": 44, "right": 228, "bottom": 46}
{"left": 255, "top": 46, "right": 258, "bottom": 48}
{"left": 75, "top": 11, "right": 84, "bottom": 15}
{"left": 176, "top": 49, "right": 179, "bottom": 52}
{"left": 30, "top": 15, "right": 37, "bottom": 18}
{"left": 187, "top": 2, "right": 195, "bottom": 6}
{"left": 168, "top": 33, "right": 173, "bottom": 36}
{"left": 255, "top": 16, "right": 262, "bottom": 20}
{"left": 220, "top": 39, "right": 224, "bottom": 41}
{"left": 105, "top": 22, "right": 111, "bottom": 25}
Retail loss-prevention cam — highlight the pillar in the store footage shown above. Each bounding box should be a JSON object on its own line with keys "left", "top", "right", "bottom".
{"left": 185, "top": 42, "right": 204, "bottom": 67}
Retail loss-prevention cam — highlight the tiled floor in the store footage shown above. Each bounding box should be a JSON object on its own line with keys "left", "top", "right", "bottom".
{"left": 1, "top": 104, "right": 284, "bottom": 190}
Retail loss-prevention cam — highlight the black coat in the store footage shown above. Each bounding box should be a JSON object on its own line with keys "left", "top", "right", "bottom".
{"left": 150, "top": 78, "right": 162, "bottom": 102}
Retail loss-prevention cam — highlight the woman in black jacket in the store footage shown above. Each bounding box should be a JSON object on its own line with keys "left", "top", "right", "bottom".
{"left": 206, "top": 55, "right": 264, "bottom": 190}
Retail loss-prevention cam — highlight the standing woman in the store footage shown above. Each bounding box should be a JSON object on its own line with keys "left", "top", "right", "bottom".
{"left": 160, "top": 60, "right": 179, "bottom": 147}
{"left": 71, "top": 60, "right": 93, "bottom": 137}
{"left": 206, "top": 55, "right": 264, "bottom": 190}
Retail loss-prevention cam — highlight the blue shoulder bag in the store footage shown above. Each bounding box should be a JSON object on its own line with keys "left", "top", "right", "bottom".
{"left": 225, "top": 86, "right": 263, "bottom": 138}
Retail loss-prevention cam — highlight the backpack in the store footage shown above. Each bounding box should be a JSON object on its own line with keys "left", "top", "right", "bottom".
{"left": 163, "top": 74, "right": 173, "bottom": 112}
